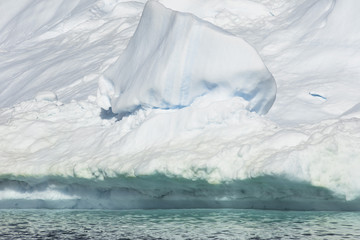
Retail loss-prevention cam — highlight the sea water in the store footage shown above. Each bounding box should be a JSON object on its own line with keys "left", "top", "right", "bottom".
{"left": 0, "top": 209, "right": 360, "bottom": 240}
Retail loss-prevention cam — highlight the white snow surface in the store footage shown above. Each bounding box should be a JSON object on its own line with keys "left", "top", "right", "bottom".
{"left": 1, "top": 0, "right": 360, "bottom": 207}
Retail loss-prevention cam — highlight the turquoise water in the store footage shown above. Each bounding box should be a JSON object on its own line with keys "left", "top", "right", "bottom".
{"left": 1, "top": 209, "right": 360, "bottom": 239}
{"left": 2, "top": 175, "right": 360, "bottom": 211}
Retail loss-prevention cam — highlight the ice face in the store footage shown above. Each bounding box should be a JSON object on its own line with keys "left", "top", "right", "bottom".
{"left": 1, "top": 0, "right": 360, "bottom": 210}
{"left": 97, "top": 1, "right": 276, "bottom": 115}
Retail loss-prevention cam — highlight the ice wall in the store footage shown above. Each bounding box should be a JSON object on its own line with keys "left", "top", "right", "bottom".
{"left": 1, "top": 0, "right": 360, "bottom": 210}
{"left": 97, "top": 1, "right": 276, "bottom": 115}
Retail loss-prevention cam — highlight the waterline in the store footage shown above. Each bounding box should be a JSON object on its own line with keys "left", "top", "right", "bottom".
{"left": 1, "top": 209, "right": 360, "bottom": 239}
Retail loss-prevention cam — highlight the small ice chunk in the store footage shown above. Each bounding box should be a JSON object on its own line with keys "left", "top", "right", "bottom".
{"left": 35, "top": 91, "right": 58, "bottom": 102}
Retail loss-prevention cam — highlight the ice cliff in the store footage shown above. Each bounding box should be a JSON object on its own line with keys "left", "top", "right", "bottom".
{"left": 97, "top": 1, "right": 276, "bottom": 115}
{"left": 1, "top": 0, "right": 360, "bottom": 210}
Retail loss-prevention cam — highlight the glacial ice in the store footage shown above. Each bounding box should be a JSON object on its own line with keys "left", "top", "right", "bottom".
{"left": 0, "top": 0, "right": 360, "bottom": 210}
{"left": 97, "top": 1, "right": 276, "bottom": 115}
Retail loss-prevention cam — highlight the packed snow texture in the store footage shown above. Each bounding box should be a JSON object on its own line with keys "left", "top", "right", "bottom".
{"left": 0, "top": 0, "right": 360, "bottom": 210}
{"left": 97, "top": 1, "right": 276, "bottom": 115}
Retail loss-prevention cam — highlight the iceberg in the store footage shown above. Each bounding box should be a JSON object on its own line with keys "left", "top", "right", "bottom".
{"left": 97, "top": 1, "right": 276, "bottom": 115}
{"left": 0, "top": 0, "right": 360, "bottom": 211}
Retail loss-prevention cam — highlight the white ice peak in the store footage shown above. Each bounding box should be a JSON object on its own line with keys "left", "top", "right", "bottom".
{"left": 97, "top": 1, "right": 276, "bottom": 115}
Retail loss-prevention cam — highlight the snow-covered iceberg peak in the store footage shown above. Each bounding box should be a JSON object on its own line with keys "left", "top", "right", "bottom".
{"left": 97, "top": 1, "right": 276, "bottom": 115}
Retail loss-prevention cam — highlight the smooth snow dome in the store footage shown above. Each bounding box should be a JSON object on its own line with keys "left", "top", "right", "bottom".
{"left": 97, "top": 1, "right": 276, "bottom": 115}
{"left": 1, "top": 0, "right": 360, "bottom": 210}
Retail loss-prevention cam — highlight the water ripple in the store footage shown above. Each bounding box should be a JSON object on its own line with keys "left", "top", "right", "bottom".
{"left": 0, "top": 209, "right": 360, "bottom": 240}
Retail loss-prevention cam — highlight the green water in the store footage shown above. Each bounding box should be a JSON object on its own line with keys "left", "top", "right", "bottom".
{"left": 0, "top": 209, "right": 359, "bottom": 239}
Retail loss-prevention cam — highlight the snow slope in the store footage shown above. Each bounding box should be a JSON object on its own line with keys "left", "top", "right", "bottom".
{"left": 0, "top": 0, "right": 360, "bottom": 210}
{"left": 0, "top": 0, "right": 143, "bottom": 108}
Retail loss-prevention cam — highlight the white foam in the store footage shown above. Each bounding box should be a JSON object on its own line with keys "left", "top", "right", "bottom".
{"left": 0, "top": 189, "right": 79, "bottom": 201}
